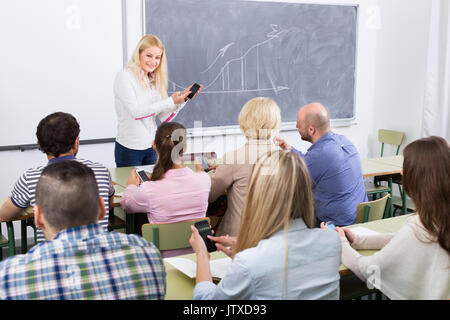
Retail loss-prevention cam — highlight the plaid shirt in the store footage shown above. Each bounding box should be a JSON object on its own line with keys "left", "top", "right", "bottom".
{"left": 0, "top": 224, "right": 166, "bottom": 300}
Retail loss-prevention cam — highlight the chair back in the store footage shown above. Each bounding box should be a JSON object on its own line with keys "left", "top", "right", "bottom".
{"left": 141, "top": 217, "right": 210, "bottom": 250}
{"left": 378, "top": 129, "right": 405, "bottom": 156}
{"left": 356, "top": 194, "right": 390, "bottom": 224}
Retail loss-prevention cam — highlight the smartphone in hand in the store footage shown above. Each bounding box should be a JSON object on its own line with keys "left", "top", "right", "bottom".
{"left": 187, "top": 83, "right": 201, "bottom": 99}
{"left": 136, "top": 169, "right": 150, "bottom": 183}
{"left": 194, "top": 220, "right": 217, "bottom": 252}
{"left": 201, "top": 155, "right": 212, "bottom": 172}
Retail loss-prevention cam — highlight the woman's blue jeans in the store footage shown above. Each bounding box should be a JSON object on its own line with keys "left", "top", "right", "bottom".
{"left": 114, "top": 141, "right": 157, "bottom": 167}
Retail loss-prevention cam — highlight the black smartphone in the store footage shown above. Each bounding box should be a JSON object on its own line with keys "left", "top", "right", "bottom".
{"left": 201, "top": 155, "right": 211, "bottom": 172}
{"left": 194, "top": 220, "right": 217, "bottom": 252}
{"left": 187, "top": 83, "right": 201, "bottom": 99}
{"left": 136, "top": 169, "right": 150, "bottom": 182}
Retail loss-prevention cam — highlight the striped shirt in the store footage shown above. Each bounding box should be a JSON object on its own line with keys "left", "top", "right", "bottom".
{"left": 10, "top": 155, "right": 115, "bottom": 243}
{"left": 0, "top": 224, "right": 166, "bottom": 300}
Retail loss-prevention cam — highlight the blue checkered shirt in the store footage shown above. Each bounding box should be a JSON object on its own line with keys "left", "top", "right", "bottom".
{"left": 0, "top": 224, "right": 166, "bottom": 300}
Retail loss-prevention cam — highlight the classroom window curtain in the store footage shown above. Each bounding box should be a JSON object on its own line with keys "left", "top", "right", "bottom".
{"left": 423, "top": 0, "right": 450, "bottom": 140}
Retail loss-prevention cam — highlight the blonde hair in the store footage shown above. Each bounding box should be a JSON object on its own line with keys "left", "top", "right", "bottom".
{"left": 233, "top": 150, "right": 314, "bottom": 257}
{"left": 126, "top": 34, "right": 168, "bottom": 98}
{"left": 238, "top": 97, "right": 281, "bottom": 140}
{"left": 233, "top": 150, "right": 314, "bottom": 296}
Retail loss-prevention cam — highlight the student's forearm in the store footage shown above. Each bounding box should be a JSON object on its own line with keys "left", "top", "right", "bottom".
{"left": 352, "top": 233, "right": 395, "bottom": 250}
{"left": 341, "top": 238, "right": 366, "bottom": 282}
{"left": 195, "top": 252, "right": 213, "bottom": 284}
{"left": 0, "top": 199, "right": 24, "bottom": 222}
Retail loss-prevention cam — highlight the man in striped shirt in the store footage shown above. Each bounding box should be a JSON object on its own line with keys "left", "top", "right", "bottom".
{"left": 0, "top": 160, "right": 165, "bottom": 299}
{"left": 0, "top": 112, "right": 115, "bottom": 243}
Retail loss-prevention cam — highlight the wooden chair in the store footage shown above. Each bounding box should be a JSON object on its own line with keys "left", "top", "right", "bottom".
{"left": 141, "top": 217, "right": 210, "bottom": 258}
{"left": 356, "top": 193, "right": 391, "bottom": 224}
{"left": 0, "top": 221, "right": 16, "bottom": 260}
{"left": 378, "top": 129, "right": 405, "bottom": 156}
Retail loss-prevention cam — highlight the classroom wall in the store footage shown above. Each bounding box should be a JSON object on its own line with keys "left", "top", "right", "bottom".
{"left": 0, "top": 0, "right": 432, "bottom": 241}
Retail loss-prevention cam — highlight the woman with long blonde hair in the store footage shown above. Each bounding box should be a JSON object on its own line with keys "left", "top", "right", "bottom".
{"left": 114, "top": 34, "right": 202, "bottom": 167}
{"left": 190, "top": 150, "right": 342, "bottom": 299}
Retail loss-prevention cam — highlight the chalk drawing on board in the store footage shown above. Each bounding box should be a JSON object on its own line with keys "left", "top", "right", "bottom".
{"left": 168, "top": 24, "right": 290, "bottom": 95}
{"left": 200, "top": 42, "right": 234, "bottom": 74}
{"left": 145, "top": 0, "right": 358, "bottom": 129}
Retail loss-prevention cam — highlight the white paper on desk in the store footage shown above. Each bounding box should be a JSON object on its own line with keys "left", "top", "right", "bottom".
{"left": 350, "top": 227, "right": 380, "bottom": 237}
{"left": 165, "top": 257, "right": 231, "bottom": 279}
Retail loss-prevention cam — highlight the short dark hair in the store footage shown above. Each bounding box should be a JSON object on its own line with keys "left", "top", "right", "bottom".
{"left": 36, "top": 112, "right": 80, "bottom": 157}
{"left": 36, "top": 160, "right": 100, "bottom": 230}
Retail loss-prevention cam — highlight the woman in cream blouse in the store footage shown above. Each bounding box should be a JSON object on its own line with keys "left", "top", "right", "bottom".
{"left": 209, "top": 97, "right": 281, "bottom": 237}
{"left": 326, "top": 136, "right": 450, "bottom": 299}
{"left": 114, "top": 34, "right": 201, "bottom": 167}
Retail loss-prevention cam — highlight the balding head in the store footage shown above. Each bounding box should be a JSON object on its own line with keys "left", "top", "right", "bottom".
{"left": 296, "top": 103, "right": 330, "bottom": 143}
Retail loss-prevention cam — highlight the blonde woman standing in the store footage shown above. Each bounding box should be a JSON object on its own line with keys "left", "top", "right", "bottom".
{"left": 114, "top": 34, "right": 202, "bottom": 167}
{"left": 190, "top": 150, "right": 342, "bottom": 299}
{"left": 208, "top": 97, "right": 281, "bottom": 237}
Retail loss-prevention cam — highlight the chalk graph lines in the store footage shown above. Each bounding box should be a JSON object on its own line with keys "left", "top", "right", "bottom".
{"left": 200, "top": 42, "right": 235, "bottom": 74}
{"left": 168, "top": 24, "right": 290, "bottom": 95}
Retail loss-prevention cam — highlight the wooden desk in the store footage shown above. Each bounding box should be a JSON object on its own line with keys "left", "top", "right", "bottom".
{"left": 0, "top": 198, "right": 35, "bottom": 254}
{"left": 361, "top": 155, "right": 406, "bottom": 216}
{"left": 369, "top": 155, "right": 403, "bottom": 168}
{"left": 361, "top": 156, "right": 403, "bottom": 178}
{"left": 164, "top": 214, "right": 410, "bottom": 300}
{"left": 165, "top": 251, "right": 226, "bottom": 300}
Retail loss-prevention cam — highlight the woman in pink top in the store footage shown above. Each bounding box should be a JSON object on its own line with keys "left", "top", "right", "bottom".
{"left": 121, "top": 122, "right": 211, "bottom": 225}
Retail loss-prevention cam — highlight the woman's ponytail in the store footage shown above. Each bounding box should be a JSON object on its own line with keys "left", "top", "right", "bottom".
{"left": 151, "top": 122, "right": 186, "bottom": 181}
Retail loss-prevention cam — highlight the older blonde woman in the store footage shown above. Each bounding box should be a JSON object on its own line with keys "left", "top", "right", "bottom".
{"left": 208, "top": 97, "right": 281, "bottom": 237}
{"left": 113, "top": 34, "right": 202, "bottom": 167}
{"left": 190, "top": 150, "right": 342, "bottom": 299}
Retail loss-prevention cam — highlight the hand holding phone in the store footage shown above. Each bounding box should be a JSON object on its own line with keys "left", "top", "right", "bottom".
{"left": 194, "top": 220, "right": 217, "bottom": 252}
{"left": 136, "top": 168, "right": 150, "bottom": 183}
{"left": 325, "top": 221, "right": 335, "bottom": 230}
{"left": 201, "top": 155, "right": 212, "bottom": 172}
{"left": 186, "top": 83, "right": 201, "bottom": 100}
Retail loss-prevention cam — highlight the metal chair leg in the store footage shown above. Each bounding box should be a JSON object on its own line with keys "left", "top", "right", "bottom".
{"left": 21, "top": 220, "right": 27, "bottom": 254}
{"left": 7, "top": 222, "right": 16, "bottom": 257}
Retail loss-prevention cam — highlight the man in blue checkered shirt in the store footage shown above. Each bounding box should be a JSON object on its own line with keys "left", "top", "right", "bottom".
{"left": 0, "top": 160, "right": 166, "bottom": 300}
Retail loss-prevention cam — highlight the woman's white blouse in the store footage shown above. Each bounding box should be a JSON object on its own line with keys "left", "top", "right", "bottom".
{"left": 114, "top": 68, "right": 186, "bottom": 150}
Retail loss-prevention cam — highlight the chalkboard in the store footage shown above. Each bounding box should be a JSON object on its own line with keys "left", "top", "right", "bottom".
{"left": 145, "top": 0, "right": 357, "bottom": 130}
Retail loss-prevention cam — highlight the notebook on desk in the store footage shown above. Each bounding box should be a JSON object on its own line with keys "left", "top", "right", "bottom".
{"left": 165, "top": 257, "right": 231, "bottom": 280}
{"left": 350, "top": 227, "right": 381, "bottom": 236}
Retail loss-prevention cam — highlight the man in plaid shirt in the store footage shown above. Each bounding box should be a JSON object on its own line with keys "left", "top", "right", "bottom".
{"left": 0, "top": 160, "right": 166, "bottom": 299}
